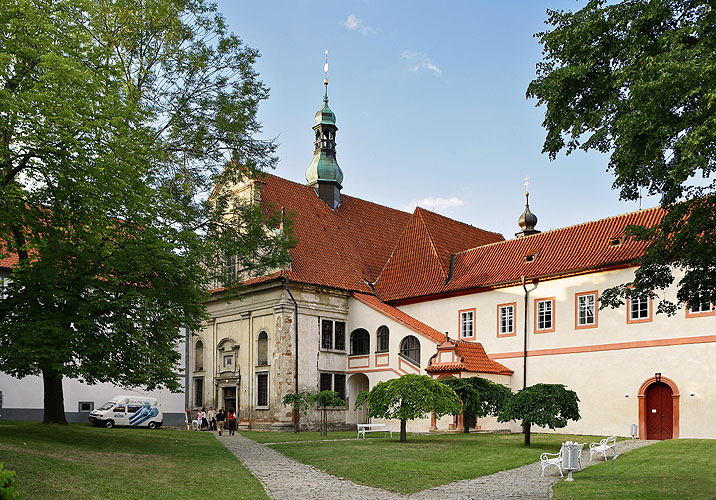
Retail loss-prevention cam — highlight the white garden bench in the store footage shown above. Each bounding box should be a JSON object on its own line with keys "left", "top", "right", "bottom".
{"left": 540, "top": 442, "right": 585, "bottom": 477}
{"left": 357, "top": 423, "right": 392, "bottom": 439}
{"left": 589, "top": 435, "right": 617, "bottom": 461}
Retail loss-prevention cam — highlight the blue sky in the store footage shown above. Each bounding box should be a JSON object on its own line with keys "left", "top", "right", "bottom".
{"left": 216, "top": 0, "right": 658, "bottom": 238}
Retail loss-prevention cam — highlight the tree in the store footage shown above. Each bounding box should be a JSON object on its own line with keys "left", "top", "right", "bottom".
{"left": 0, "top": 0, "right": 293, "bottom": 424}
{"left": 441, "top": 377, "right": 512, "bottom": 433}
{"left": 282, "top": 392, "right": 311, "bottom": 434}
{"left": 355, "top": 373, "right": 461, "bottom": 442}
{"left": 528, "top": 0, "right": 716, "bottom": 314}
{"left": 310, "top": 390, "right": 345, "bottom": 437}
{"left": 498, "top": 383, "right": 580, "bottom": 446}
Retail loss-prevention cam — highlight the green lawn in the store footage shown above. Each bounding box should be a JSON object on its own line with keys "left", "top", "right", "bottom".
{"left": 259, "top": 431, "right": 604, "bottom": 494}
{"left": 552, "top": 439, "right": 716, "bottom": 500}
{"left": 0, "top": 421, "right": 269, "bottom": 500}
{"left": 239, "top": 430, "right": 367, "bottom": 443}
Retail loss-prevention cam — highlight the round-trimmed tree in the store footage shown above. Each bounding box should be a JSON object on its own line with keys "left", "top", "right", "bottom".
{"left": 355, "top": 373, "right": 461, "bottom": 442}
{"left": 441, "top": 376, "right": 512, "bottom": 433}
{"left": 498, "top": 383, "right": 580, "bottom": 446}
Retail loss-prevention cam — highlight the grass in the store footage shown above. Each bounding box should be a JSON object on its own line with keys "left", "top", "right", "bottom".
{"left": 552, "top": 439, "right": 716, "bottom": 500}
{"left": 0, "top": 421, "right": 269, "bottom": 500}
{"left": 239, "top": 430, "right": 366, "bottom": 443}
{"left": 252, "top": 431, "right": 605, "bottom": 494}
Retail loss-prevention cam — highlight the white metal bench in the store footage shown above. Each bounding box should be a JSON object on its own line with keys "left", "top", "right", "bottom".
{"left": 357, "top": 423, "right": 392, "bottom": 439}
{"left": 540, "top": 442, "right": 585, "bottom": 477}
{"left": 589, "top": 435, "right": 617, "bottom": 461}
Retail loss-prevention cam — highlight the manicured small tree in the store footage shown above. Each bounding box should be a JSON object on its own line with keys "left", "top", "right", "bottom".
{"left": 282, "top": 392, "right": 312, "bottom": 434}
{"left": 310, "top": 391, "right": 345, "bottom": 436}
{"left": 498, "top": 383, "right": 580, "bottom": 446}
{"left": 441, "top": 377, "right": 512, "bottom": 433}
{"left": 355, "top": 373, "right": 461, "bottom": 442}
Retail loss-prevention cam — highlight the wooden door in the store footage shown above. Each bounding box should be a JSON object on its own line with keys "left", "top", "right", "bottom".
{"left": 646, "top": 382, "right": 673, "bottom": 440}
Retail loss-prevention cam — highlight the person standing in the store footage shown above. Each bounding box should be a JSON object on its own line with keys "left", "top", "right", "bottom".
{"left": 227, "top": 407, "right": 237, "bottom": 436}
{"left": 208, "top": 407, "right": 216, "bottom": 431}
{"left": 201, "top": 407, "right": 209, "bottom": 430}
{"left": 216, "top": 407, "right": 226, "bottom": 436}
{"left": 195, "top": 408, "right": 203, "bottom": 431}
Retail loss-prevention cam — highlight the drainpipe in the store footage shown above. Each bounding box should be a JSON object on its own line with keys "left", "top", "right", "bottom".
{"left": 284, "top": 278, "right": 300, "bottom": 432}
{"left": 521, "top": 276, "right": 529, "bottom": 389}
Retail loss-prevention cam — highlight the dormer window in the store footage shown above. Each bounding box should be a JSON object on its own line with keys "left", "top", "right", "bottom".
{"left": 609, "top": 237, "right": 624, "bottom": 247}
{"left": 525, "top": 251, "right": 539, "bottom": 263}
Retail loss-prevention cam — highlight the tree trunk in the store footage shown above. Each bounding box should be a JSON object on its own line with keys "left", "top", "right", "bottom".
{"left": 42, "top": 369, "right": 67, "bottom": 424}
{"left": 293, "top": 409, "right": 300, "bottom": 433}
{"left": 400, "top": 419, "right": 407, "bottom": 442}
{"left": 322, "top": 406, "right": 327, "bottom": 436}
{"left": 523, "top": 421, "right": 531, "bottom": 446}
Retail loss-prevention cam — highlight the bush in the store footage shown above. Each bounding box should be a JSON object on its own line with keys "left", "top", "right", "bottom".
{"left": 0, "top": 462, "right": 21, "bottom": 500}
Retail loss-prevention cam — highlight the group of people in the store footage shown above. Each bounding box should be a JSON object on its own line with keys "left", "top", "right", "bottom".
{"left": 185, "top": 407, "right": 237, "bottom": 436}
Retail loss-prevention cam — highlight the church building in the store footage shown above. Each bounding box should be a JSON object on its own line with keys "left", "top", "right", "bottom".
{"left": 194, "top": 76, "right": 716, "bottom": 440}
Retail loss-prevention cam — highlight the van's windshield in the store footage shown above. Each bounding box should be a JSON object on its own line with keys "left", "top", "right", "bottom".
{"left": 98, "top": 402, "right": 116, "bottom": 411}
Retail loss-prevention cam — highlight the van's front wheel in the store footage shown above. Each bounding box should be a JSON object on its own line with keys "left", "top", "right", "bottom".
{"left": 148, "top": 421, "right": 157, "bottom": 430}
{"left": 105, "top": 420, "right": 115, "bottom": 429}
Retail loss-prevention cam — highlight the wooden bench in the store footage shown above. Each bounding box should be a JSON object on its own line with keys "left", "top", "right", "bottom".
{"left": 589, "top": 435, "right": 617, "bottom": 461}
{"left": 357, "top": 423, "right": 392, "bottom": 439}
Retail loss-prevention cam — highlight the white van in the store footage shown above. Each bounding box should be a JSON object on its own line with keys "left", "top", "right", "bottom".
{"left": 88, "top": 395, "right": 163, "bottom": 429}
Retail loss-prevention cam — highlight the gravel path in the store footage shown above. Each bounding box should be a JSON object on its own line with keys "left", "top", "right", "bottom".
{"left": 218, "top": 433, "right": 655, "bottom": 500}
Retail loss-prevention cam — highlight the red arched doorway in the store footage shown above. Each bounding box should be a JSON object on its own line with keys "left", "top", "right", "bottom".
{"left": 638, "top": 376, "right": 679, "bottom": 440}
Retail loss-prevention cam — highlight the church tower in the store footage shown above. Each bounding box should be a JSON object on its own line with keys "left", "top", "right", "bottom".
{"left": 305, "top": 52, "right": 344, "bottom": 209}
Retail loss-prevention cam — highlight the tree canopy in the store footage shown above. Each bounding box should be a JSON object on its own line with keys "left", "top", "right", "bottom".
{"left": 355, "top": 374, "right": 461, "bottom": 442}
{"left": 498, "top": 383, "right": 580, "bottom": 446}
{"left": 528, "top": 0, "right": 716, "bottom": 314}
{"left": 0, "top": 0, "right": 293, "bottom": 423}
{"left": 440, "top": 376, "right": 512, "bottom": 433}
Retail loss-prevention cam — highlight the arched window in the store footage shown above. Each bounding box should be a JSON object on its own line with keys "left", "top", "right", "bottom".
{"left": 194, "top": 340, "right": 204, "bottom": 371}
{"left": 257, "top": 331, "right": 268, "bottom": 366}
{"left": 350, "top": 329, "right": 370, "bottom": 355}
{"left": 399, "top": 336, "right": 420, "bottom": 365}
{"left": 376, "top": 326, "right": 389, "bottom": 353}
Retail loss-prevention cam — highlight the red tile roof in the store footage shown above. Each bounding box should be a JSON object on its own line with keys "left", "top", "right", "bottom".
{"left": 0, "top": 254, "right": 17, "bottom": 270}
{"left": 425, "top": 338, "right": 513, "bottom": 375}
{"left": 235, "top": 173, "right": 413, "bottom": 292}
{"left": 378, "top": 206, "right": 665, "bottom": 302}
{"left": 352, "top": 292, "right": 446, "bottom": 343}
{"left": 373, "top": 207, "right": 504, "bottom": 300}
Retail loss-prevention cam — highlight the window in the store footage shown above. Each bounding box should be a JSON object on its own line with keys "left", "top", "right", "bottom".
{"left": 459, "top": 308, "right": 475, "bottom": 339}
{"left": 0, "top": 277, "right": 9, "bottom": 300}
{"left": 320, "top": 320, "right": 345, "bottom": 351}
{"left": 399, "top": 336, "right": 420, "bottom": 365}
{"left": 194, "top": 340, "right": 204, "bottom": 371}
{"left": 114, "top": 405, "right": 126, "bottom": 412}
{"left": 321, "top": 319, "right": 333, "bottom": 349}
{"left": 256, "top": 373, "right": 269, "bottom": 407}
{"left": 257, "top": 331, "right": 268, "bottom": 365}
{"left": 318, "top": 373, "right": 346, "bottom": 401}
{"left": 224, "top": 354, "right": 234, "bottom": 368}
{"left": 127, "top": 405, "right": 141, "bottom": 414}
{"left": 376, "top": 325, "right": 390, "bottom": 352}
{"left": 334, "top": 321, "right": 345, "bottom": 351}
{"left": 627, "top": 292, "right": 652, "bottom": 323}
{"left": 686, "top": 293, "right": 715, "bottom": 318}
{"left": 225, "top": 254, "right": 237, "bottom": 282}
{"left": 78, "top": 401, "right": 94, "bottom": 412}
{"left": 194, "top": 377, "right": 203, "bottom": 407}
{"left": 350, "top": 329, "right": 370, "bottom": 355}
{"left": 576, "top": 291, "right": 598, "bottom": 329}
{"left": 497, "top": 303, "right": 515, "bottom": 336}
{"left": 535, "top": 298, "right": 555, "bottom": 333}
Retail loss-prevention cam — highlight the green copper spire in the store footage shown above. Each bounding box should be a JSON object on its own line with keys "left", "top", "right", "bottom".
{"left": 306, "top": 51, "right": 343, "bottom": 208}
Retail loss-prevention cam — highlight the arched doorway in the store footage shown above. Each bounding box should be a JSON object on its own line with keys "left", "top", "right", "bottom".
{"left": 347, "top": 373, "right": 369, "bottom": 425}
{"left": 638, "top": 375, "right": 679, "bottom": 440}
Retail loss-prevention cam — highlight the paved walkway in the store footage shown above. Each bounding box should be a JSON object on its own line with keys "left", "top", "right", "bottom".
{"left": 218, "top": 433, "right": 655, "bottom": 500}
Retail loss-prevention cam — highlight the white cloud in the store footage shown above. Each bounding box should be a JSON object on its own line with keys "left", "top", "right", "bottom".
{"left": 343, "top": 15, "right": 376, "bottom": 36}
{"left": 401, "top": 51, "right": 442, "bottom": 76}
{"left": 403, "top": 197, "right": 465, "bottom": 213}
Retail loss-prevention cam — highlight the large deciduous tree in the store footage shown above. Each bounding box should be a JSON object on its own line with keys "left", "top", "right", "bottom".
{"left": 355, "top": 374, "right": 461, "bottom": 442}
{"left": 528, "top": 0, "right": 716, "bottom": 314}
{"left": 441, "top": 376, "right": 512, "bottom": 433}
{"left": 0, "top": 0, "right": 293, "bottom": 424}
{"left": 498, "top": 384, "right": 580, "bottom": 446}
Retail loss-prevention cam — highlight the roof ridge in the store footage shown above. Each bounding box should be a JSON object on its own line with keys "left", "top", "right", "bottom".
{"left": 452, "top": 204, "right": 664, "bottom": 258}
{"left": 414, "top": 206, "right": 503, "bottom": 238}
{"left": 415, "top": 209, "right": 449, "bottom": 278}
